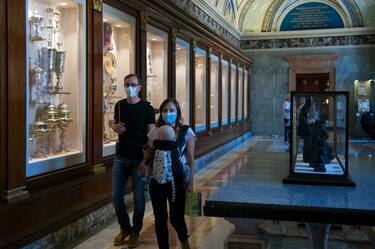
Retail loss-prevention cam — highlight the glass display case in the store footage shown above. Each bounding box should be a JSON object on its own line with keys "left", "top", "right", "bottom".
{"left": 222, "top": 59, "right": 229, "bottom": 126}
{"left": 210, "top": 54, "right": 219, "bottom": 129}
{"left": 354, "top": 80, "right": 373, "bottom": 136}
{"left": 283, "top": 91, "right": 355, "bottom": 186}
{"left": 230, "top": 63, "right": 237, "bottom": 124}
{"left": 26, "top": 0, "right": 87, "bottom": 177}
{"left": 176, "top": 38, "right": 190, "bottom": 125}
{"left": 244, "top": 69, "right": 249, "bottom": 120}
{"left": 238, "top": 67, "right": 243, "bottom": 121}
{"left": 147, "top": 25, "right": 168, "bottom": 110}
{"left": 102, "top": 4, "right": 135, "bottom": 157}
{"left": 195, "top": 47, "right": 207, "bottom": 133}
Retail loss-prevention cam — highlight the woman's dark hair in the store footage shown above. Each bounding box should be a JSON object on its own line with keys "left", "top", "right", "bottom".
{"left": 156, "top": 98, "right": 183, "bottom": 127}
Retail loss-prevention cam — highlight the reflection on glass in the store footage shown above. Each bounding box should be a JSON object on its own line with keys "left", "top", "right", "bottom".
{"left": 210, "top": 54, "right": 219, "bottom": 129}
{"left": 102, "top": 4, "right": 135, "bottom": 157}
{"left": 230, "top": 63, "right": 237, "bottom": 124}
{"left": 195, "top": 47, "right": 207, "bottom": 133}
{"left": 176, "top": 38, "right": 190, "bottom": 124}
{"left": 27, "top": 0, "right": 86, "bottom": 177}
{"left": 244, "top": 69, "right": 248, "bottom": 120}
{"left": 221, "top": 59, "right": 229, "bottom": 126}
{"left": 238, "top": 67, "right": 243, "bottom": 121}
{"left": 147, "top": 25, "right": 168, "bottom": 110}
{"left": 291, "top": 93, "right": 347, "bottom": 175}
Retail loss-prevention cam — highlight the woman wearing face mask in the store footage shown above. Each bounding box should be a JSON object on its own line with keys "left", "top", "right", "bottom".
{"left": 139, "top": 98, "right": 196, "bottom": 249}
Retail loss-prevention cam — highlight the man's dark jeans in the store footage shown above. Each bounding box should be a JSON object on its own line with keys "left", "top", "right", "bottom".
{"left": 112, "top": 156, "right": 145, "bottom": 233}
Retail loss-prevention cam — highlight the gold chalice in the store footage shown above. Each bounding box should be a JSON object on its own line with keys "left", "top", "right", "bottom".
{"left": 45, "top": 105, "right": 59, "bottom": 154}
{"left": 31, "top": 118, "right": 48, "bottom": 158}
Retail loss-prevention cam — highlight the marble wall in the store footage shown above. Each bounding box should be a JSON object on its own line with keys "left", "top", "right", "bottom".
{"left": 246, "top": 46, "right": 375, "bottom": 136}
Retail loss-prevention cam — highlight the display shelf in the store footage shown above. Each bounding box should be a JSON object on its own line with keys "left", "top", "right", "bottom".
{"left": 27, "top": 0, "right": 87, "bottom": 176}
{"left": 102, "top": 4, "right": 135, "bottom": 156}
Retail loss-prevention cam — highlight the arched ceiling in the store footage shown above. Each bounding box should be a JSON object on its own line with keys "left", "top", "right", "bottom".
{"left": 206, "top": 0, "right": 375, "bottom": 34}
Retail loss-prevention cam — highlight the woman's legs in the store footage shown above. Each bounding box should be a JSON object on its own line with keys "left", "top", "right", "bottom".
{"left": 149, "top": 179, "right": 169, "bottom": 249}
{"left": 169, "top": 179, "right": 189, "bottom": 242}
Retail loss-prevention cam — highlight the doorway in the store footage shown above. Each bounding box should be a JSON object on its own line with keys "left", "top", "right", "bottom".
{"left": 296, "top": 73, "right": 330, "bottom": 92}
{"left": 286, "top": 55, "right": 338, "bottom": 92}
{"left": 296, "top": 73, "right": 331, "bottom": 120}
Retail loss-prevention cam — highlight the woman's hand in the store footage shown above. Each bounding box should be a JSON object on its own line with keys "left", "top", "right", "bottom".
{"left": 187, "top": 179, "right": 194, "bottom": 192}
{"left": 138, "top": 160, "right": 148, "bottom": 176}
{"left": 113, "top": 122, "right": 126, "bottom": 134}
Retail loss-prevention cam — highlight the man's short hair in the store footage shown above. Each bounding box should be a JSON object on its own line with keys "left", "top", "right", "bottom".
{"left": 124, "top": 74, "right": 142, "bottom": 86}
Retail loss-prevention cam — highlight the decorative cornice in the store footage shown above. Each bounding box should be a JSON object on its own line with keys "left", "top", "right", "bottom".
{"left": 241, "top": 34, "right": 375, "bottom": 50}
{"left": 286, "top": 55, "right": 339, "bottom": 63}
{"left": 243, "top": 27, "right": 375, "bottom": 40}
{"left": 168, "top": 0, "right": 241, "bottom": 48}
{"left": 193, "top": 0, "right": 241, "bottom": 37}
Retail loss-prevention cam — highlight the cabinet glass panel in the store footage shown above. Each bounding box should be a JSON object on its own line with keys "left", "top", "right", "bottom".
{"left": 176, "top": 38, "right": 190, "bottom": 125}
{"left": 147, "top": 25, "right": 168, "bottom": 110}
{"left": 244, "top": 69, "right": 248, "bottom": 120}
{"left": 102, "top": 4, "right": 135, "bottom": 157}
{"left": 230, "top": 63, "right": 237, "bottom": 124}
{"left": 210, "top": 54, "right": 219, "bottom": 129}
{"left": 238, "top": 67, "right": 243, "bottom": 121}
{"left": 285, "top": 92, "right": 352, "bottom": 186}
{"left": 27, "top": 0, "right": 87, "bottom": 177}
{"left": 221, "top": 59, "right": 229, "bottom": 126}
{"left": 195, "top": 47, "right": 207, "bottom": 133}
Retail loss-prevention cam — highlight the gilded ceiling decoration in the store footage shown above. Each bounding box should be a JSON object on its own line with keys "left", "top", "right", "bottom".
{"left": 205, "top": 0, "right": 375, "bottom": 33}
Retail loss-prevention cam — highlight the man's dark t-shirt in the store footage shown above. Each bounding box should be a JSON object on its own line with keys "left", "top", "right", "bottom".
{"left": 114, "top": 99, "right": 155, "bottom": 159}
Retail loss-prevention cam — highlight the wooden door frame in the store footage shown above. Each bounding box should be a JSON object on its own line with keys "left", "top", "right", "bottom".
{"left": 286, "top": 55, "right": 339, "bottom": 91}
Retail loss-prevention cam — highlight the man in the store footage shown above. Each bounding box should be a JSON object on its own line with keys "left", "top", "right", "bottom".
{"left": 283, "top": 94, "right": 291, "bottom": 144}
{"left": 112, "top": 74, "right": 155, "bottom": 247}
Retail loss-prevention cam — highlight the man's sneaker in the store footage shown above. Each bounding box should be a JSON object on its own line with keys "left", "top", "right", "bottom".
{"left": 113, "top": 229, "right": 131, "bottom": 246}
{"left": 127, "top": 232, "right": 139, "bottom": 248}
{"left": 180, "top": 239, "right": 191, "bottom": 249}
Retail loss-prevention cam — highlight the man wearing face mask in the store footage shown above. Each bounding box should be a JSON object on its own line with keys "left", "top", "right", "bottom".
{"left": 112, "top": 74, "right": 155, "bottom": 248}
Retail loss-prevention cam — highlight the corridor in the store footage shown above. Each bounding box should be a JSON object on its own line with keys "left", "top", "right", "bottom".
{"left": 71, "top": 137, "right": 375, "bottom": 249}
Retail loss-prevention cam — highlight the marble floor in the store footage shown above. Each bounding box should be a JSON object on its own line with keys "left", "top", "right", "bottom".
{"left": 71, "top": 136, "right": 375, "bottom": 249}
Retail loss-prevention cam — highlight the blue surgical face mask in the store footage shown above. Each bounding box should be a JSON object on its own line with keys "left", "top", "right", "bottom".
{"left": 162, "top": 112, "right": 177, "bottom": 125}
{"left": 125, "top": 86, "right": 138, "bottom": 98}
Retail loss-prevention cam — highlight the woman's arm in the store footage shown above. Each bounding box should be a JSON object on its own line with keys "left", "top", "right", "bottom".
{"left": 185, "top": 137, "right": 196, "bottom": 192}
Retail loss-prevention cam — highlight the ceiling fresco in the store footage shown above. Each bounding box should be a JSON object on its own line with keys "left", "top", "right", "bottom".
{"left": 206, "top": 0, "right": 375, "bottom": 33}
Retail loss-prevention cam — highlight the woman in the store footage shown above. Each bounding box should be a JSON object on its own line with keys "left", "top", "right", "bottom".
{"left": 139, "top": 98, "right": 195, "bottom": 249}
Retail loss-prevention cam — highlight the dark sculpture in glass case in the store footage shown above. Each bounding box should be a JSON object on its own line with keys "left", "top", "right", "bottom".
{"left": 297, "top": 97, "right": 335, "bottom": 172}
